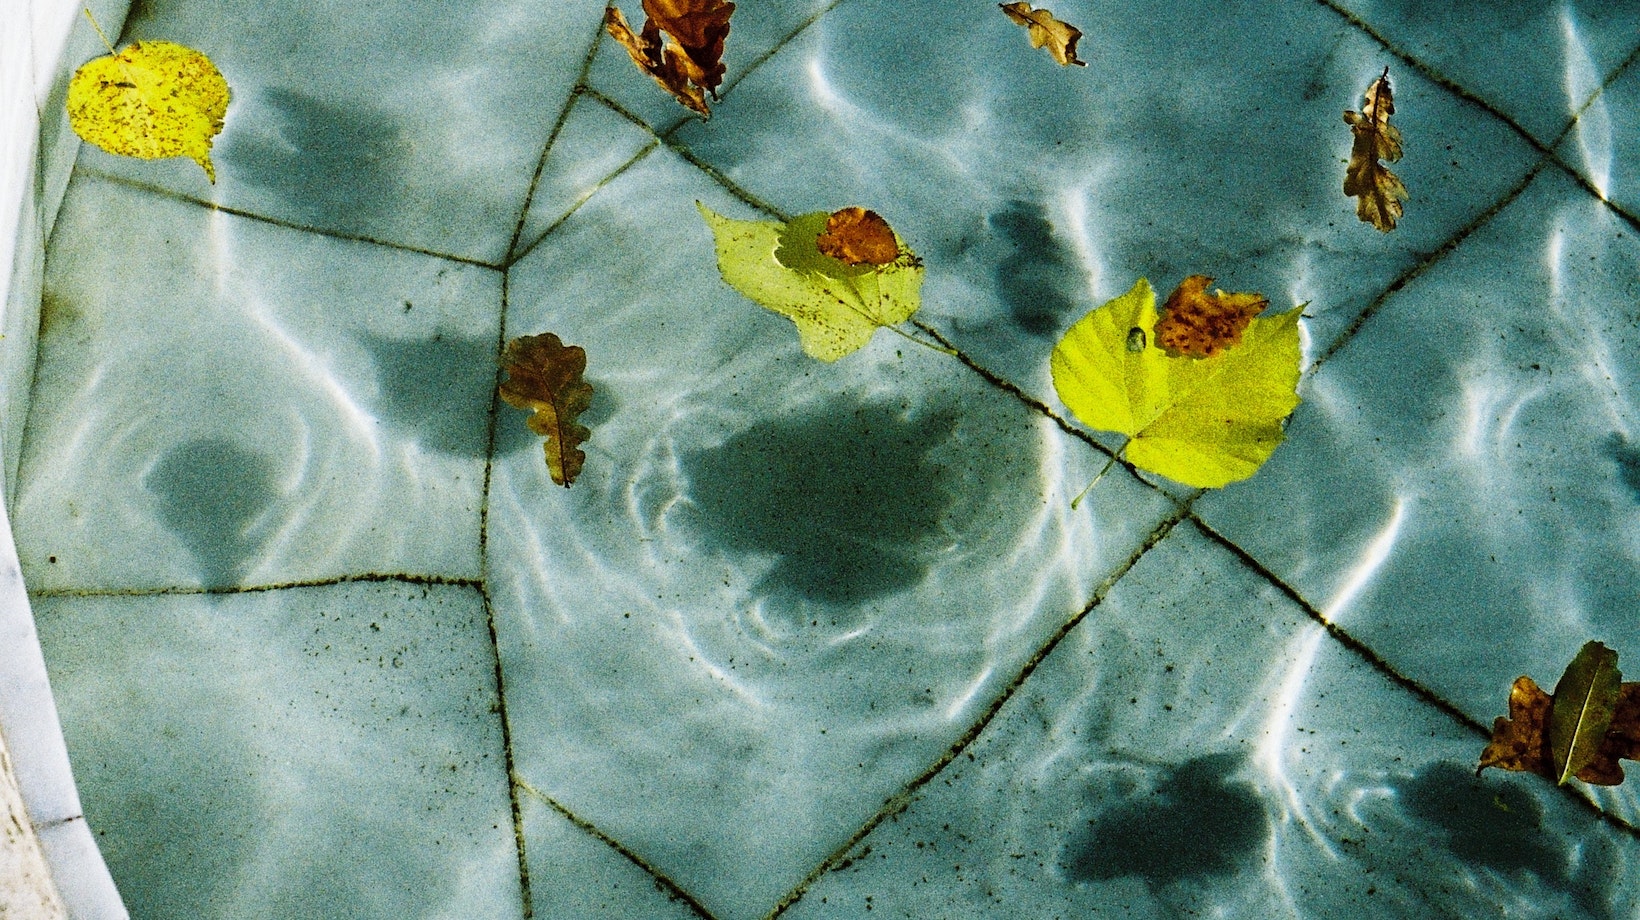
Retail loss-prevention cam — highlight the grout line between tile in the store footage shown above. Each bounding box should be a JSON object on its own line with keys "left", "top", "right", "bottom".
{"left": 763, "top": 501, "right": 1195, "bottom": 919}
{"left": 504, "top": 133, "right": 660, "bottom": 269}
{"left": 69, "top": 167, "right": 505, "bottom": 270}
{"left": 503, "top": 13, "right": 611, "bottom": 267}
{"left": 27, "top": 571, "right": 482, "bottom": 599}
{"left": 483, "top": 272, "right": 534, "bottom": 918}
{"left": 513, "top": 776, "right": 723, "bottom": 920}
{"left": 1191, "top": 514, "right": 1640, "bottom": 843}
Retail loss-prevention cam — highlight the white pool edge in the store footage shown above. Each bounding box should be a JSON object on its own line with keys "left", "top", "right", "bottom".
{"left": 0, "top": 1, "right": 131, "bottom": 916}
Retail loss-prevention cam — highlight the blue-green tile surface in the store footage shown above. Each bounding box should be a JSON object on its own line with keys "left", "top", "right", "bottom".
{"left": 17, "top": 0, "right": 1640, "bottom": 916}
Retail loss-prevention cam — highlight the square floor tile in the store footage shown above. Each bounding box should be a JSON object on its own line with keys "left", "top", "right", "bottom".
{"left": 33, "top": 581, "right": 518, "bottom": 920}
{"left": 1196, "top": 167, "right": 1640, "bottom": 726}
{"left": 489, "top": 145, "right": 1180, "bottom": 919}
{"left": 782, "top": 523, "right": 1638, "bottom": 919}
{"left": 16, "top": 174, "right": 496, "bottom": 592}
{"left": 666, "top": 0, "right": 1542, "bottom": 396}
{"left": 74, "top": 0, "right": 608, "bottom": 264}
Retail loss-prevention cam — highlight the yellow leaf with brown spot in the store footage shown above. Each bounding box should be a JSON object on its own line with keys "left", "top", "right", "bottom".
{"left": 500, "top": 333, "right": 594, "bottom": 487}
{"left": 66, "top": 39, "right": 230, "bottom": 182}
{"left": 1343, "top": 67, "right": 1408, "bottom": 232}
{"left": 999, "top": 3, "right": 1086, "bottom": 67}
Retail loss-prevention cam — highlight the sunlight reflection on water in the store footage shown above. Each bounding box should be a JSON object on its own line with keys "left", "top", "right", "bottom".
{"left": 1562, "top": 8, "right": 1611, "bottom": 199}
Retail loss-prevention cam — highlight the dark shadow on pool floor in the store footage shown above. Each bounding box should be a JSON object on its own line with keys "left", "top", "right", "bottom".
{"left": 145, "top": 438, "right": 280, "bottom": 588}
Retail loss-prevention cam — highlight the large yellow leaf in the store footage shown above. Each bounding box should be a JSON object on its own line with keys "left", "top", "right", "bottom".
{"left": 67, "top": 40, "right": 230, "bottom": 183}
{"left": 1050, "top": 277, "right": 1302, "bottom": 489}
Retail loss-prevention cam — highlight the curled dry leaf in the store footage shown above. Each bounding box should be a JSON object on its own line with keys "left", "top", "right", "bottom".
{"left": 1155, "top": 275, "right": 1268, "bottom": 358}
{"left": 67, "top": 39, "right": 230, "bottom": 182}
{"left": 499, "top": 333, "right": 594, "bottom": 487}
{"left": 1479, "top": 641, "right": 1640, "bottom": 786}
{"left": 816, "top": 207, "right": 899, "bottom": 266}
{"left": 999, "top": 2, "right": 1086, "bottom": 67}
{"left": 606, "top": 0, "right": 734, "bottom": 117}
{"left": 1343, "top": 67, "right": 1408, "bottom": 232}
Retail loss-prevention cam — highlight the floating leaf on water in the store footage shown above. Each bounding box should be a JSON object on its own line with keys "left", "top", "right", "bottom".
{"left": 999, "top": 2, "right": 1087, "bottom": 66}
{"left": 1343, "top": 67, "right": 1408, "bottom": 232}
{"left": 816, "top": 207, "right": 899, "bottom": 266}
{"left": 699, "top": 203, "right": 924, "bottom": 361}
{"left": 606, "top": 0, "right": 734, "bottom": 117}
{"left": 66, "top": 37, "right": 230, "bottom": 182}
{"left": 499, "top": 333, "right": 594, "bottom": 487}
{"left": 1050, "top": 277, "right": 1302, "bottom": 489}
{"left": 1480, "top": 641, "right": 1640, "bottom": 786}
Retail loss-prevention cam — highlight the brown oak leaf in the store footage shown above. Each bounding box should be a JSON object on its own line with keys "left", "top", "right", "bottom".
{"left": 816, "top": 207, "right": 899, "bottom": 266}
{"left": 1478, "top": 644, "right": 1640, "bottom": 786}
{"left": 1153, "top": 275, "right": 1268, "bottom": 358}
{"left": 499, "top": 333, "right": 594, "bottom": 488}
{"left": 605, "top": 0, "right": 734, "bottom": 117}
{"left": 999, "top": 3, "right": 1086, "bottom": 67}
{"left": 1343, "top": 67, "right": 1408, "bottom": 232}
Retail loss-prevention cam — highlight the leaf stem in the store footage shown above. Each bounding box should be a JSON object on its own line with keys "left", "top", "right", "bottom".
{"left": 1070, "top": 440, "right": 1127, "bottom": 510}
{"left": 83, "top": 8, "right": 116, "bottom": 54}
{"left": 884, "top": 322, "right": 958, "bottom": 356}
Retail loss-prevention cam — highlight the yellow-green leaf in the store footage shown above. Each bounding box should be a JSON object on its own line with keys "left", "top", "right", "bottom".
{"left": 1548, "top": 640, "right": 1622, "bottom": 785}
{"left": 67, "top": 40, "right": 230, "bottom": 182}
{"left": 1050, "top": 277, "right": 1302, "bottom": 489}
{"left": 698, "top": 203, "right": 923, "bottom": 361}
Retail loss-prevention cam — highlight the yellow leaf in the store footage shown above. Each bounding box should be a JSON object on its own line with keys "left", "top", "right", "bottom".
{"left": 1050, "top": 278, "right": 1302, "bottom": 489}
{"left": 999, "top": 2, "right": 1087, "bottom": 67}
{"left": 67, "top": 39, "right": 230, "bottom": 182}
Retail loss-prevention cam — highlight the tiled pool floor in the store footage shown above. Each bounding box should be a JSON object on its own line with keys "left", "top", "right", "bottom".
{"left": 19, "top": 0, "right": 1640, "bottom": 916}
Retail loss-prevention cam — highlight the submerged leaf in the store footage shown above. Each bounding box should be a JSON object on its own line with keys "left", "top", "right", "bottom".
{"left": 699, "top": 203, "right": 924, "bottom": 361}
{"left": 605, "top": 0, "right": 734, "bottom": 117}
{"left": 1155, "top": 275, "right": 1268, "bottom": 358}
{"left": 999, "top": 3, "right": 1086, "bottom": 66}
{"left": 1050, "top": 277, "right": 1302, "bottom": 489}
{"left": 66, "top": 39, "right": 230, "bottom": 182}
{"left": 1480, "top": 641, "right": 1640, "bottom": 785}
{"left": 1342, "top": 67, "right": 1407, "bottom": 232}
{"left": 499, "top": 333, "right": 594, "bottom": 487}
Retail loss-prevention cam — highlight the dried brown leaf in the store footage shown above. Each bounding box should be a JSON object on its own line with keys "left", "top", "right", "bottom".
{"left": 815, "top": 207, "right": 899, "bottom": 266}
{"left": 999, "top": 2, "right": 1086, "bottom": 66}
{"left": 1478, "top": 644, "right": 1640, "bottom": 786}
{"left": 1343, "top": 67, "right": 1408, "bottom": 232}
{"left": 605, "top": 0, "right": 734, "bottom": 117}
{"left": 499, "top": 333, "right": 594, "bottom": 488}
{"left": 1153, "top": 275, "right": 1267, "bottom": 358}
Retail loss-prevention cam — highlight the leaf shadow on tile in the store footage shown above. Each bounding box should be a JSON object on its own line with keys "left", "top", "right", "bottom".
{"left": 1602, "top": 433, "right": 1640, "bottom": 503}
{"left": 1395, "top": 762, "right": 1621, "bottom": 920}
{"left": 678, "top": 394, "right": 966, "bottom": 617}
{"left": 217, "top": 87, "right": 410, "bottom": 236}
{"left": 1060, "top": 753, "right": 1270, "bottom": 892}
{"left": 144, "top": 437, "right": 281, "bottom": 588}
{"left": 986, "top": 199, "right": 1086, "bottom": 337}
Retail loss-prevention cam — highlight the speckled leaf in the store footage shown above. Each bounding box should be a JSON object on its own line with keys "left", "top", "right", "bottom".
{"left": 66, "top": 39, "right": 230, "bottom": 182}
{"left": 499, "top": 333, "right": 594, "bottom": 487}
{"left": 1343, "top": 67, "right": 1407, "bottom": 232}
{"left": 1549, "top": 641, "right": 1622, "bottom": 785}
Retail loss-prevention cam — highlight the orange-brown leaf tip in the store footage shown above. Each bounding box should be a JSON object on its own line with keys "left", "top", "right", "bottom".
{"left": 1343, "top": 67, "right": 1407, "bottom": 232}
{"left": 607, "top": 0, "right": 733, "bottom": 116}
{"left": 999, "top": 2, "right": 1086, "bottom": 67}
{"left": 815, "top": 207, "right": 900, "bottom": 266}
{"left": 499, "top": 333, "right": 594, "bottom": 487}
{"left": 1154, "top": 275, "right": 1268, "bottom": 358}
